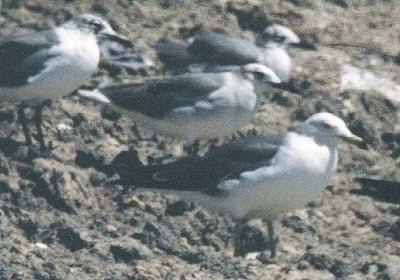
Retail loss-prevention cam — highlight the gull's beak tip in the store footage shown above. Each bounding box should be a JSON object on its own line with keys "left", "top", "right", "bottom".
{"left": 344, "top": 133, "right": 369, "bottom": 150}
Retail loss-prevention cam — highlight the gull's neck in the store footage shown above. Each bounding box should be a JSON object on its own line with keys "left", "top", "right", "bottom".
{"left": 256, "top": 40, "right": 287, "bottom": 50}
{"left": 297, "top": 129, "right": 340, "bottom": 149}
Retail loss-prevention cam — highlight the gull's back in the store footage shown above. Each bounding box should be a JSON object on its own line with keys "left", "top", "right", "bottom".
{"left": 188, "top": 32, "right": 263, "bottom": 65}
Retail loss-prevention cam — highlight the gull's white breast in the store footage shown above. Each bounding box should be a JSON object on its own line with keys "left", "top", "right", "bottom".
{"left": 216, "top": 132, "right": 338, "bottom": 220}
{"left": 0, "top": 27, "right": 100, "bottom": 103}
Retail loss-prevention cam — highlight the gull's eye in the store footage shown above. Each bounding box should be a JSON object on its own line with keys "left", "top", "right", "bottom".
{"left": 253, "top": 71, "right": 265, "bottom": 80}
{"left": 273, "top": 35, "right": 285, "bottom": 43}
{"left": 320, "top": 122, "right": 333, "bottom": 129}
{"left": 92, "top": 22, "right": 103, "bottom": 33}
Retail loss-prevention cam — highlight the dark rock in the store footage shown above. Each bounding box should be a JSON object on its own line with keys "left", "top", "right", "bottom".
{"left": 0, "top": 138, "right": 22, "bottom": 157}
{"left": 360, "top": 261, "right": 387, "bottom": 274}
{"left": 293, "top": 93, "right": 338, "bottom": 121}
{"left": 0, "top": 107, "right": 14, "bottom": 123}
{"left": 101, "top": 106, "right": 121, "bottom": 121}
{"left": 381, "top": 132, "right": 400, "bottom": 158}
{"left": 75, "top": 149, "right": 106, "bottom": 170}
{"left": 388, "top": 220, "right": 400, "bottom": 241}
{"left": 32, "top": 159, "right": 90, "bottom": 214}
{"left": 105, "top": 147, "right": 142, "bottom": 177}
{"left": 166, "top": 200, "right": 192, "bottom": 216}
{"left": 110, "top": 239, "right": 151, "bottom": 263}
{"left": 18, "top": 215, "right": 38, "bottom": 240}
{"left": 282, "top": 215, "right": 315, "bottom": 234}
{"left": 40, "top": 219, "right": 88, "bottom": 252}
{"left": 181, "top": 248, "right": 206, "bottom": 264}
{"left": 237, "top": 220, "right": 269, "bottom": 255}
{"left": 304, "top": 251, "right": 350, "bottom": 277}
{"left": 92, "top": 1, "right": 108, "bottom": 14}
{"left": 326, "top": 0, "right": 350, "bottom": 8}
{"left": 348, "top": 118, "right": 378, "bottom": 147}
{"left": 0, "top": 175, "right": 19, "bottom": 194}
{"left": 226, "top": 1, "right": 270, "bottom": 32}
{"left": 89, "top": 218, "right": 120, "bottom": 238}
{"left": 0, "top": 263, "right": 10, "bottom": 280}
{"left": 72, "top": 113, "right": 87, "bottom": 127}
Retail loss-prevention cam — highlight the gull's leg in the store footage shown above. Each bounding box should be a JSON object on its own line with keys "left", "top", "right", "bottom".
{"left": 266, "top": 220, "right": 278, "bottom": 258}
{"left": 17, "top": 102, "right": 33, "bottom": 147}
{"left": 132, "top": 123, "right": 145, "bottom": 141}
{"left": 184, "top": 137, "right": 200, "bottom": 156}
{"left": 233, "top": 220, "right": 244, "bottom": 257}
{"left": 34, "top": 100, "right": 52, "bottom": 152}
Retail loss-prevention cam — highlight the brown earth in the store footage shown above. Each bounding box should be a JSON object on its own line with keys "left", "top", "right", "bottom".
{"left": 0, "top": 0, "right": 400, "bottom": 279}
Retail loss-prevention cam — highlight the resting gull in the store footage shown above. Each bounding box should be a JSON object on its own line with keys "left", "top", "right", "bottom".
{"left": 156, "top": 24, "right": 300, "bottom": 83}
{"left": 78, "top": 63, "right": 281, "bottom": 153}
{"left": 0, "top": 13, "right": 131, "bottom": 155}
{"left": 128, "top": 112, "right": 367, "bottom": 257}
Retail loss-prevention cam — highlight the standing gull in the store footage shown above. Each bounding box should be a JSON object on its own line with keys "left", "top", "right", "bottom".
{"left": 0, "top": 13, "right": 131, "bottom": 155}
{"left": 128, "top": 112, "right": 366, "bottom": 257}
{"left": 156, "top": 24, "right": 300, "bottom": 83}
{"left": 78, "top": 63, "right": 281, "bottom": 153}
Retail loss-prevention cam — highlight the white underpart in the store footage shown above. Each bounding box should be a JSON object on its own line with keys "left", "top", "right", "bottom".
{"left": 117, "top": 72, "right": 259, "bottom": 141}
{"left": 261, "top": 47, "right": 292, "bottom": 83}
{"left": 0, "top": 27, "right": 100, "bottom": 103}
{"left": 162, "top": 131, "right": 338, "bottom": 221}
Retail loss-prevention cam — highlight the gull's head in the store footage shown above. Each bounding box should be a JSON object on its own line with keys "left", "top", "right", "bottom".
{"left": 256, "top": 24, "right": 300, "bottom": 47}
{"left": 238, "top": 63, "right": 281, "bottom": 85}
{"left": 300, "top": 112, "right": 365, "bottom": 147}
{"left": 62, "top": 14, "right": 132, "bottom": 47}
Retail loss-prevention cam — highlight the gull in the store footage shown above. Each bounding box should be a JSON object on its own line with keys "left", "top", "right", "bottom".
{"left": 156, "top": 24, "right": 300, "bottom": 83}
{"left": 127, "top": 112, "right": 366, "bottom": 257}
{"left": 0, "top": 13, "right": 131, "bottom": 155}
{"left": 78, "top": 63, "right": 281, "bottom": 153}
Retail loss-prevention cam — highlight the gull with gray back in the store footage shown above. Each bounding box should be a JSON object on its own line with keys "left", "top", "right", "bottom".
{"left": 78, "top": 63, "right": 281, "bottom": 153}
{"left": 0, "top": 13, "right": 131, "bottom": 155}
{"left": 127, "top": 112, "right": 367, "bottom": 257}
{"left": 156, "top": 24, "right": 300, "bottom": 83}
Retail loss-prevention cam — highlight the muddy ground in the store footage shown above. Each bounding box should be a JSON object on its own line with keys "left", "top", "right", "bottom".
{"left": 0, "top": 0, "right": 400, "bottom": 279}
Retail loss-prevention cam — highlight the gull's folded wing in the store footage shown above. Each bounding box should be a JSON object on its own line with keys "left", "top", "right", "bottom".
{"left": 188, "top": 32, "right": 262, "bottom": 66}
{"left": 0, "top": 30, "right": 59, "bottom": 87}
{"left": 127, "top": 134, "right": 284, "bottom": 195}
{"left": 99, "top": 73, "right": 227, "bottom": 119}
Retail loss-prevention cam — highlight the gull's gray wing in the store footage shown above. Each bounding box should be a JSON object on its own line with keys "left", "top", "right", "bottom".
{"left": 100, "top": 72, "right": 226, "bottom": 119}
{"left": 0, "top": 30, "right": 60, "bottom": 87}
{"left": 129, "top": 134, "right": 285, "bottom": 195}
{"left": 188, "top": 32, "right": 262, "bottom": 65}
{"left": 155, "top": 39, "right": 195, "bottom": 67}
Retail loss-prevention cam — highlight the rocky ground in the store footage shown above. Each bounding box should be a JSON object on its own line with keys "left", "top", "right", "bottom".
{"left": 1, "top": 0, "right": 400, "bottom": 279}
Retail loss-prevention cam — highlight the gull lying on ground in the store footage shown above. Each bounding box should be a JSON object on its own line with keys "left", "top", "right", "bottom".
{"left": 78, "top": 63, "right": 281, "bottom": 153}
{"left": 0, "top": 13, "right": 131, "bottom": 155}
{"left": 156, "top": 24, "right": 300, "bottom": 83}
{"left": 129, "top": 112, "right": 366, "bottom": 257}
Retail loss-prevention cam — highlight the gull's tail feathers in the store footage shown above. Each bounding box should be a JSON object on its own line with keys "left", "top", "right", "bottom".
{"left": 78, "top": 88, "right": 111, "bottom": 104}
{"left": 116, "top": 157, "right": 198, "bottom": 189}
